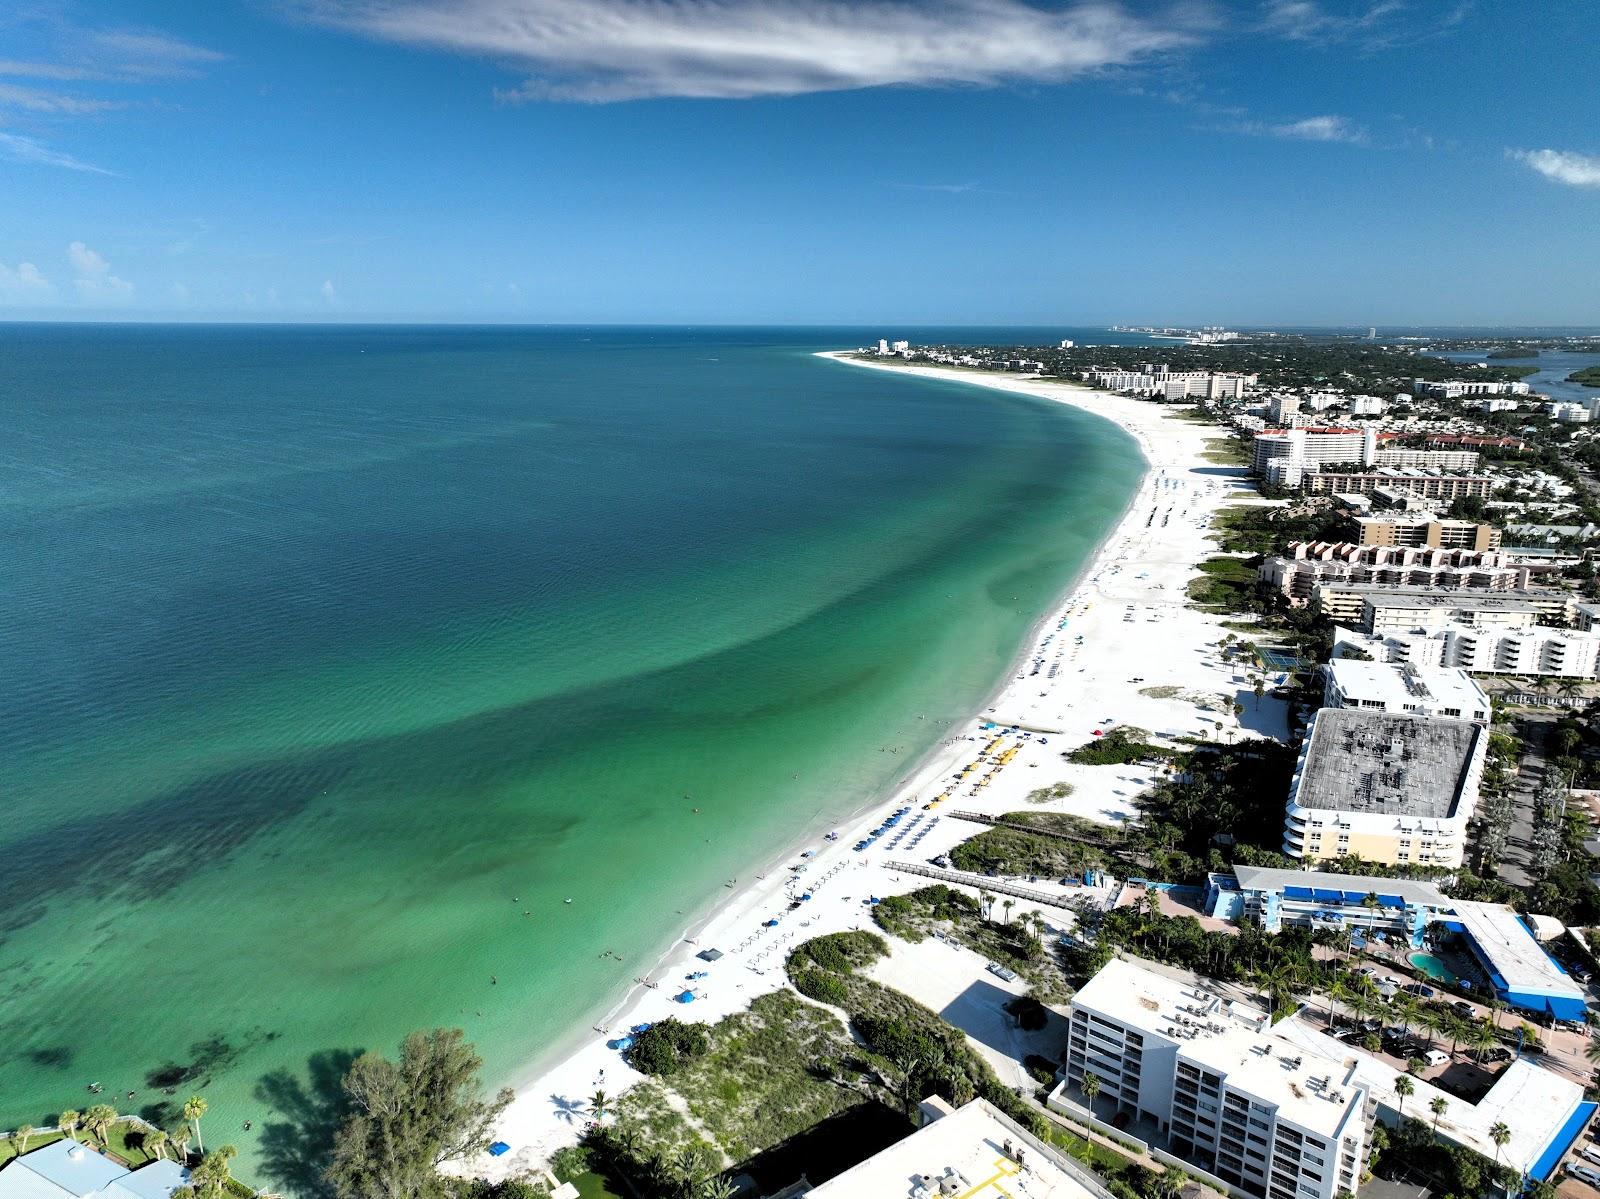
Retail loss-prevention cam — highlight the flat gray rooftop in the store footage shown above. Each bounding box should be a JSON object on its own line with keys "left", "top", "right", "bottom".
{"left": 1356, "top": 592, "right": 1542, "bottom": 612}
{"left": 1232, "top": 865, "right": 1449, "bottom": 907}
{"left": 1294, "top": 710, "right": 1483, "bottom": 818}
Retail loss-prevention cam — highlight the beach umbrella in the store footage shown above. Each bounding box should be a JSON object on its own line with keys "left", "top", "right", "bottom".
{"left": 675, "top": 990, "right": 695, "bottom": 1004}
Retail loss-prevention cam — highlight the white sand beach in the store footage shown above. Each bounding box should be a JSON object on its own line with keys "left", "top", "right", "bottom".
{"left": 459, "top": 353, "right": 1272, "bottom": 1183}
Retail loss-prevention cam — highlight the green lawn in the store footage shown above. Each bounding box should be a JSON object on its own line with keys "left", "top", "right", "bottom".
{"left": 566, "top": 1172, "right": 625, "bottom": 1199}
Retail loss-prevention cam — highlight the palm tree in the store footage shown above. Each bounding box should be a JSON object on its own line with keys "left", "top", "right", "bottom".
{"left": 1468, "top": 1021, "right": 1498, "bottom": 1063}
{"left": 190, "top": 1146, "right": 237, "bottom": 1198}
{"left": 590, "top": 1091, "right": 610, "bottom": 1121}
{"left": 143, "top": 1129, "right": 169, "bottom": 1162}
{"left": 168, "top": 1125, "right": 192, "bottom": 1165}
{"left": 1420, "top": 1006, "right": 1449, "bottom": 1049}
{"left": 83, "top": 1105, "right": 118, "bottom": 1148}
{"left": 1001, "top": 899, "right": 1016, "bottom": 925}
{"left": 57, "top": 1111, "right": 80, "bottom": 1143}
{"left": 1393, "top": 1074, "right": 1414, "bottom": 1124}
{"left": 697, "top": 1178, "right": 739, "bottom": 1199}
{"left": 1490, "top": 1121, "right": 1511, "bottom": 1172}
{"left": 12, "top": 1126, "right": 34, "bottom": 1157}
{"left": 1585, "top": 1034, "right": 1600, "bottom": 1066}
{"left": 1391, "top": 991, "right": 1419, "bottom": 1037}
{"left": 1150, "top": 1164, "right": 1187, "bottom": 1199}
{"left": 1081, "top": 1071, "right": 1102, "bottom": 1113}
{"left": 978, "top": 890, "right": 995, "bottom": 920}
{"left": 1429, "top": 1095, "right": 1449, "bottom": 1138}
{"left": 1486, "top": 994, "right": 1504, "bottom": 1031}
{"left": 182, "top": 1096, "right": 207, "bottom": 1156}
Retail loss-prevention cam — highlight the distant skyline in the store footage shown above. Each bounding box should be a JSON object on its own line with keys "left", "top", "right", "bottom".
{"left": 1, "top": 0, "right": 1597, "bottom": 325}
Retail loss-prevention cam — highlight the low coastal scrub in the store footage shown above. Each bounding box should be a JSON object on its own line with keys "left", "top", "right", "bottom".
{"left": 586, "top": 987, "right": 910, "bottom": 1198}
{"left": 1024, "top": 781, "right": 1076, "bottom": 803}
{"left": 1569, "top": 365, "right": 1600, "bottom": 387}
{"left": 1187, "top": 555, "right": 1265, "bottom": 612}
{"left": 782, "top": 933, "right": 1048, "bottom": 1137}
{"left": 949, "top": 824, "right": 1108, "bottom": 880}
{"left": 1064, "top": 726, "right": 1166, "bottom": 766}
{"left": 622, "top": 1019, "right": 712, "bottom": 1078}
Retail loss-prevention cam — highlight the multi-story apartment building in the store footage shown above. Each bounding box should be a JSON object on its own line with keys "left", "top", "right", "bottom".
{"left": 1351, "top": 516, "right": 1500, "bottom": 550}
{"left": 1301, "top": 469, "right": 1495, "bottom": 499}
{"left": 1059, "top": 958, "right": 1589, "bottom": 1185}
{"left": 1335, "top": 621, "right": 1600, "bottom": 678}
{"left": 1321, "top": 658, "right": 1490, "bottom": 721}
{"left": 1087, "top": 366, "right": 1255, "bottom": 400}
{"left": 1251, "top": 428, "right": 1370, "bottom": 478}
{"left": 1413, "top": 379, "right": 1532, "bottom": 398}
{"left": 1260, "top": 545, "right": 1529, "bottom": 607}
{"left": 1059, "top": 959, "right": 1370, "bottom": 1199}
{"left": 1283, "top": 709, "right": 1487, "bottom": 867}
{"left": 1320, "top": 585, "right": 1574, "bottom": 632}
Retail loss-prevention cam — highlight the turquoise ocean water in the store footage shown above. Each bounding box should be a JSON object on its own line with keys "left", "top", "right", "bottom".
{"left": 0, "top": 325, "right": 1146, "bottom": 1191}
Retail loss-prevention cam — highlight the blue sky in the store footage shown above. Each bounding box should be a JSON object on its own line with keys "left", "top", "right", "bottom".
{"left": 0, "top": 0, "right": 1596, "bottom": 324}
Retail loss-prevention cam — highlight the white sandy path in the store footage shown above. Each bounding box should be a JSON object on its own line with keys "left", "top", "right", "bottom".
{"left": 457, "top": 355, "right": 1276, "bottom": 1184}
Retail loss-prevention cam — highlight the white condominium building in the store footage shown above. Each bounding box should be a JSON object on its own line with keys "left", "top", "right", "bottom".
{"left": 1283, "top": 708, "right": 1487, "bottom": 867}
{"left": 1321, "top": 658, "right": 1491, "bottom": 722}
{"left": 1058, "top": 958, "right": 1370, "bottom": 1199}
{"left": 1335, "top": 622, "right": 1600, "bottom": 679}
{"left": 1087, "top": 366, "right": 1255, "bottom": 400}
{"left": 1251, "top": 428, "right": 1372, "bottom": 478}
{"left": 1413, "top": 379, "right": 1532, "bottom": 398}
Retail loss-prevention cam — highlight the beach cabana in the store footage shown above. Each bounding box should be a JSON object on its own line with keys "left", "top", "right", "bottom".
{"left": 675, "top": 990, "right": 696, "bottom": 1004}
{"left": 489, "top": 1142, "right": 510, "bottom": 1157}
{"left": 696, "top": 948, "right": 724, "bottom": 962}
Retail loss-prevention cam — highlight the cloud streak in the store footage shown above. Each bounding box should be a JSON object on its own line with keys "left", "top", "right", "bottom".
{"left": 1511, "top": 148, "right": 1600, "bottom": 189}
{"left": 295, "top": 0, "right": 1199, "bottom": 102}
{"left": 1235, "top": 114, "right": 1367, "bottom": 143}
{"left": 0, "top": 131, "right": 116, "bottom": 174}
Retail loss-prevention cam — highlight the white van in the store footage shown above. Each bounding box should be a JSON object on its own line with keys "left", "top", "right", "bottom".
{"left": 1423, "top": 1049, "right": 1449, "bottom": 1068}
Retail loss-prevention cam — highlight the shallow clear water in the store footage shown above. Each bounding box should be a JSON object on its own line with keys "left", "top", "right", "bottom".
{"left": 0, "top": 325, "right": 1144, "bottom": 1190}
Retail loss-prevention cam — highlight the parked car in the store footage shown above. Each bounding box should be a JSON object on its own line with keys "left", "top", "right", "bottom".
{"left": 1424, "top": 1049, "right": 1450, "bottom": 1067}
{"left": 1355, "top": 966, "right": 1380, "bottom": 979}
{"left": 1565, "top": 1162, "right": 1600, "bottom": 1189}
{"left": 1402, "top": 982, "right": 1437, "bottom": 999}
{"left": 1577, "top": 1146, "right": 1600, "bottom": 1169}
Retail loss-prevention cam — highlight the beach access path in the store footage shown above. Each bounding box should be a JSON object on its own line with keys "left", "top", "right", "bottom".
{"left": 457, "top": 356, "right": 1276, "bottom": 1184}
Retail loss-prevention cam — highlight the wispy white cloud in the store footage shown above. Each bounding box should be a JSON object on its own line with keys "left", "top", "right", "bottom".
{"left": 293, "top": 0, "right": 1200, "bottom": 102}
{"left": 0, "top": 60, "right": 102, "bottom": 82}
{"left": 1510, "top": 148, "right": 1600, "bottom": 189}
{"left": 0, "top": 81, "right": 125, "bottom": 114}
{"left": 321, "top": 278, "right": 339, "bottom": 302}
{"left": 1257, "top": 0, "right": 1471, "bottom": 50}
{"left": 79, "top": 29, "right": 227, "bottom": 80}
{"left": 1235, "top": 114, "right": 1367, "bottom": 143}
{"left": 0, "top": 130, "right": 116, "bottom": 174}
{"left": 0, "top": 259, "right": 53, "bottom": 303}
{"left": 68, "top": 241, "right": 134, "bottom": 301}
{"left": 895, "top": 181, "right": 983, "bottom": 194}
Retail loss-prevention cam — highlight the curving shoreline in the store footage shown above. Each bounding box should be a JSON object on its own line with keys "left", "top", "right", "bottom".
{"left": 459, "top": 352, "right": 1263, "bottom": 1183}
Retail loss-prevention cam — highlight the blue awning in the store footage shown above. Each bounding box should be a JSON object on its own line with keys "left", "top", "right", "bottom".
{"left": 1377, "top": 893, "right": 1405, "bottom": 907}
{"left": 1313, "top": 888, "right": 1343, "bottom": 902}
{"left": 1529, "top": 1101, "right": 1596, "bottom": 1181}
{"left": 1285, "top": 886, "right": 1314, "bottom": 900}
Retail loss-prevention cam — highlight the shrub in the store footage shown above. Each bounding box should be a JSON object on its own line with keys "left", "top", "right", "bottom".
{"left": 1023, "top": 1054, "right": 1059, "bottom": 1085}
{"left": 623, "top": 1018, "right": 711, "bottom": 1077}
{"left": 792, "top": 969, "right": 851, "bottom": 1007}
{"left": 787, "top": 931, "right": 887, "bottom": 975}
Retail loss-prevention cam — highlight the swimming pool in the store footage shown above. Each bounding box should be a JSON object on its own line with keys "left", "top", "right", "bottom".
{"left": 1410, "top": 952, "right": 1456, "bottom": 983}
